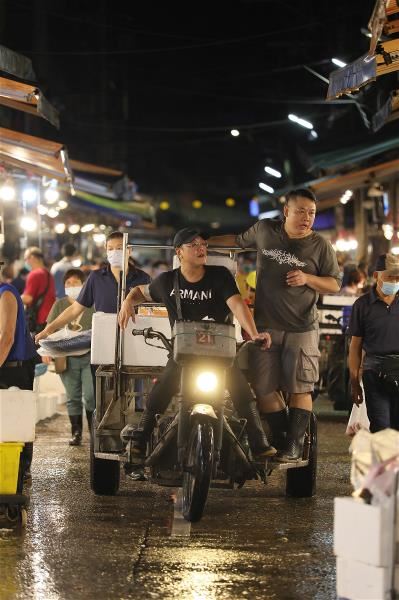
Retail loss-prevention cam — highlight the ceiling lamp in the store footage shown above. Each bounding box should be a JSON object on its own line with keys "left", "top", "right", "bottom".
{"left": 340, "top": 190, "right": 353, "bottom": 204}
{"left": 81, "top": 223, "right": 95, "bottom": 233}
{"left": 288, "top": 114, "right": 313, "bottom": 130}
{"left": 0, "top": 181, "right": 16, "bottom": 202}
{"left": 68, "top": 224, "right": 80, "bottom": 234}
{"left": 258, "top": 182, "right": 274, "bottom": 193}
{"left": 192, "top": 200, "right": 202, "bottom": 209}
{"left": 22, "top": 185, "right": 38, "bottom": 204}
{"left": 264, "top": 166, "right": 282, "bottom": 178}
{"left": 54, "top": 223, "right": 66, "bottom": 234}
{"left": 230, "top": 129, "right": 240, "bottom": 137}
{"left": 93, "top": 232, "right": 106, "bottom": 244}
{"left": 225, "top": 198, "right": 235, "bottom": 207}
{"left": 47, "top": 208, "right": 59, "bottom": 218}
{"left": 20, "top": 216, "right": 37, "bottom": 232}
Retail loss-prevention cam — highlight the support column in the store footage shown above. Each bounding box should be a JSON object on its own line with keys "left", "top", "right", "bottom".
{"left": 354, "top": 189, "right": 368, "bottom": 263}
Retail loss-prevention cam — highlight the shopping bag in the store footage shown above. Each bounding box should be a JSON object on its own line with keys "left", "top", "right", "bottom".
{"left": 346, "top": 402, "right": 370, "bottom": 437}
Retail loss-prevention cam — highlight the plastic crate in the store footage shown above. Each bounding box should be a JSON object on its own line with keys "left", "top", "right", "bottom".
{"left": 0, "top": 442, "right": 23, "bottom": 494}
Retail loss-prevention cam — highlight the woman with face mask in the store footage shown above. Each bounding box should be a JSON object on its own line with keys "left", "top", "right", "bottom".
{"left": 349, "top": 253, "right": 399, "bottom": 433}
{"left": 44, "top": 269, "right": 95, "bottom": 446}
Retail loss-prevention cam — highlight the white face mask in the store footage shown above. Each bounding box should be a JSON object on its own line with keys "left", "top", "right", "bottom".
{"left": 65, "top": 286, "right": 83, "bottom": 300}
{"left": 107, "top": 249, "right": 125, "bottom": 268}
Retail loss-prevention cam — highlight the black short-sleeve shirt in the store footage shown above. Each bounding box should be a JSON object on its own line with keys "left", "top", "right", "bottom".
{"left": 148, "top": 266, "right": 239, "bottom": 328}
{"left": 349, "top": 287, "right": 399, "bottom": 356}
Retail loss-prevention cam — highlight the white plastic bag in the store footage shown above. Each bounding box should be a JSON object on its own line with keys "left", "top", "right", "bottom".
{"left": 346, "top": 402, "right": 370, "bottom": 437}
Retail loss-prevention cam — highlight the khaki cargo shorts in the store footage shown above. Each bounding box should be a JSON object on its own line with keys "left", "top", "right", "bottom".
{"left": 249, "top": 329, "right": 320, "bottom": 395}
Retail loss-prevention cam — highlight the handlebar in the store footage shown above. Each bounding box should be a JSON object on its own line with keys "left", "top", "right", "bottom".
{"left": 132, "top": 327, "right": 173, "bottom": 354}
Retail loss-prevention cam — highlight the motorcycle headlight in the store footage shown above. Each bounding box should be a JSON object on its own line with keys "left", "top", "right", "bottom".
{"left": 195, "top": 371, "right": 218, "bottom": 393}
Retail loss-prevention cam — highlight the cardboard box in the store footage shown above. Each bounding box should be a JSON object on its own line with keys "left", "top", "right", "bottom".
{"left": 91, "top": 313, "right": 171, "bottom": 366}
{"left": 336, "top": 557, "right": 399, "bottom": 599}
{"left": 0, "top": 389, "right": 36, "bottom": 442}
{"left": 334, "top": 497, "right": 395, "bottom": 567}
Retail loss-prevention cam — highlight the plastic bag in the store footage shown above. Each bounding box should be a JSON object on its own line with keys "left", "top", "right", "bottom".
{"left": 38, "top": 326, "right": 91, "bottom": 357}
{"left": 345, "top": 402, "right": 370, "bottom": 437}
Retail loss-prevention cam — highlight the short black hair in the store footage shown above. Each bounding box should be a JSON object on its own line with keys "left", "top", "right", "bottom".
{"left": 63, "top": 268, "right": 85, "bottom": 284}
{"left": 106, "top": 231, "right": 123, "bottom": 243}
{"left": 286, "top": 188, "right": 317, "bottom": 204}
{"left": 62, "top": 243, "right": 76, "bottom": 257}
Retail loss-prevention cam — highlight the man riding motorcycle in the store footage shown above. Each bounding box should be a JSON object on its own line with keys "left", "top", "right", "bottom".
{"left": 118, "top": 227, "right": 276, "bottom": 459}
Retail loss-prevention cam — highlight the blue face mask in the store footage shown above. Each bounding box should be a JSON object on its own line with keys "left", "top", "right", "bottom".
{"left": 381, "top": 281, "right": 399, "bottom": 296}
{"left": 24, "top": 262, "right": 32, "bottom": 272}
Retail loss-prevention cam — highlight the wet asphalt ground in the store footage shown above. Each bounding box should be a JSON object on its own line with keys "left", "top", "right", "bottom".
{"left": 0, "top": 401, "right": 352, "bottom": 600}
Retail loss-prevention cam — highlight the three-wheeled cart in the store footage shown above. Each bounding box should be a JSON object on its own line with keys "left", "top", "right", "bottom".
{"left": 89, "top": 236, "right": 317, "bottom": 499}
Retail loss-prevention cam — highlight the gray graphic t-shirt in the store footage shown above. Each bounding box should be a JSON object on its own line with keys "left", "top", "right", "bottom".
{"left": 236, "top": 219, "right": 340, "bottom": 332}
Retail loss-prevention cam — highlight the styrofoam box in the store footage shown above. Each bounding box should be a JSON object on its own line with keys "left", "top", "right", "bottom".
{"left": 337, "top": 557, "right": 399, "bottom": 600}
{"left": 0, "top": 389, "right": 36, "bottom": 442}
{"left": 91, "top": 313, "right": 171, "bottom": 366}
{"left": 334, "top": 497, "right": 394, "bottom": 567}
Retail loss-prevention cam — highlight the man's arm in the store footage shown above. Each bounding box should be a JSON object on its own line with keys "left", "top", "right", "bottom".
{"left": 0, "top": 292, "right": 17, "bottom": 366}
{"left": 20, "top": 292, "right": 33, "bottom": 305}
{"left": 207, "top": 234, "right": 237, "bottom": 248}
{"left": 35, "top": 301, "right": 85, "bottom": 342}
{"left": 118, "top": 285, "right": 150, "bottom": 329}
{"left": 348, "top": 335, "right": 364, "bottom": 405}
{"left": 226, "top": 294, "right": 271, "bottom": 349}
{"left": 286, "top": 271, "right": 340, "bottom": 294}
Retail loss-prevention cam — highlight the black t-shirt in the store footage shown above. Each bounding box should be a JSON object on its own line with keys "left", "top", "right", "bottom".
{"left": 148, "top": 266, "right": 239, "bottom": 328}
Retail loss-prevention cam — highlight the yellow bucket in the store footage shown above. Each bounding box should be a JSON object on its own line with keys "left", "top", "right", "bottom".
{"left": 0, "top": 442, "right": 24, "bottom": 494}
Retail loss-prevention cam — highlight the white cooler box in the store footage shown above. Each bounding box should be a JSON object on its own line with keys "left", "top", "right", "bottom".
{"left": 91, "top": 313, "right": 171, "bottom": 366}
{"left": 334, "top": 497, "right": 395, "bottom": 567}
{"left": 0, "top": 389, "right": 36, "bottom": 442}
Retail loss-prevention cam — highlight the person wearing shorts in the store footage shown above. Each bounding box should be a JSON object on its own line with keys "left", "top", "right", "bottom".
{"left": 208, "top": 188, "right": 341, "bottom": 460}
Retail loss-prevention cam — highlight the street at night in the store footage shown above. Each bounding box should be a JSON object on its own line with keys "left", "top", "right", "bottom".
{"left": 1, "top": 405, "right": 350, "bottom": 600}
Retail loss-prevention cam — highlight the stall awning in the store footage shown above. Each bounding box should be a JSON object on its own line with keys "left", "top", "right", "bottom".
{"left": 264, "top": 156, "right": 399, "bottom": 210}
{"left": 0, "top": 76, "right": 59, "bottom": 128}
{"left": 69, "top": 159, "right": 123, "bottom": 177}
{"left": 0, "top": 127, "right": 73, "bottom": 185}
{"left": 70, "top": 190, "right": 155, "bottom": 221}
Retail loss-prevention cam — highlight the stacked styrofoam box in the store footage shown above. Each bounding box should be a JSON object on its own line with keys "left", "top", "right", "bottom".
{"left": 91, "top": 313, "right": 171, "bottom": 366}
{"left": 0, "top": 390, "right": 36, "bottom": 442}
{"left": 334, "top": 497, "right": 398, "bottom": 599}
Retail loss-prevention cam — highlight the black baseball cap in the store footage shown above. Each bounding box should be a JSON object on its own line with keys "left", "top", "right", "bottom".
{"left": 173, "top": 227, "right": 209, "bottom": 248}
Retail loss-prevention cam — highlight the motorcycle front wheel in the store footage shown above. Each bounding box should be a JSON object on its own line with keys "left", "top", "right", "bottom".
{"left": 182, "top": 421, "right": 214, "bottom": 522}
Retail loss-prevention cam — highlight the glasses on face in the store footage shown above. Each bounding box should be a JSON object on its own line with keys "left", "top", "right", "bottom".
{"left": 183, "top": 241, "right": 208, "bottom": 249}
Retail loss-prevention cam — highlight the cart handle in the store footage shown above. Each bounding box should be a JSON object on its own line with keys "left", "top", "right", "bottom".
{"left": 132, "top": 327, "right": 173, "bottom": 354}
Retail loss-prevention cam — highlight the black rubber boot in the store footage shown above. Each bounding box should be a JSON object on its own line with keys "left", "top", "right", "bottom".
{"left": 86, "top": 410, "right": 93, "bottom": 433}
{"left": 243, "top": 401, "right": 276, "bottom": 458}
{"left": 69, "top": 415, "right": 83, "bottom": 446}
{"left": 275, "top": 408, "right": 311, "bottom": 462}
{"left": 262, "top": 408, "right": 289, "bottom": 452}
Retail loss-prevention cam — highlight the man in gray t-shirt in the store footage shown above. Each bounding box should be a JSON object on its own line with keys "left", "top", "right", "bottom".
{"left": 208, "top": 188, "right": 341, "bottom": 461}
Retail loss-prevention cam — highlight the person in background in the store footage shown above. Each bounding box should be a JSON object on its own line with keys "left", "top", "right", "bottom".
{"left": 151, "top": 260, "right": 169, "bottom": 278}
{"left": 21, "top": 247, "right": 56, "bottom": 334}
{"left": 44, "top": 269, "right": 95, "bottom": 446}
{"left": 50, "top": 243, "right": 77, "bottom": 299}
{"left": 12, "top": 267, "right": 29, "bottom": 295}
{"left": 339, "top": 269, "right": 364, "bottom": 296}
{"left": 349, "top": 253, "right": 399, "bottom": 432}
{"left": 0, "top": 268, "right": 37, "bottom": 484}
